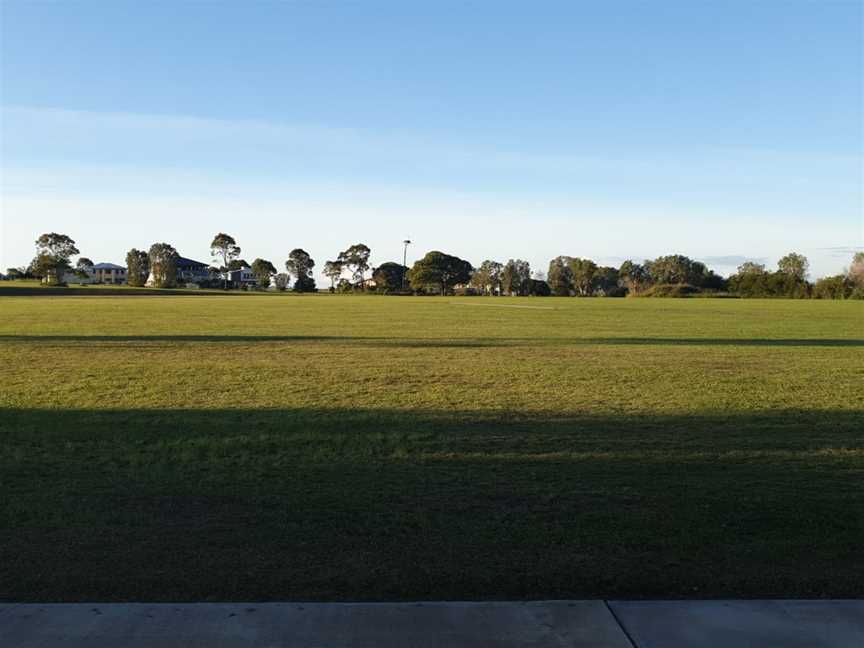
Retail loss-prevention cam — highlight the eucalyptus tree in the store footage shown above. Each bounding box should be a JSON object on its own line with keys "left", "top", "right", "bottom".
{"left": 737, "top": 261, "right": 766, "bottom": 275}
{"left": 148, "top": 243, "right": 179, "bottom": 288}
{"left": 372, "top": 262, "right": 408, "bottom": 293}
{"left": 125, "top": 249, "right": 150, "bottom": 287}
{"left": 210, "top": 233, "right": 241, "bottom": 288}
{"left": 408, "top": 251, "right": 472, "bottom": 295}
{"left": 34, "top": 232, "right": 79, "bottom": 285}
{"left": 251, "top": 258, "right": 277, "bottom": 288}
{"left": 777, "top": 252, "right": 809, "bottom": 282}
{"left": 470, "top": 260, "right": 503, "bottom": 295}
{"left": 273, "top": 273, "right": 290, "bottom": 292}
{"left": 286, "top": 249, "right": 316, "bottom": 292}
{"left": 323, "top": 260, "right": 343, "bottom": 290}
{"left": 547, "top": 256, "right": 574, "bottom": 296}
{"left": 848, "top": 252, "right": 864, "bottom": 287}
{"left": 337, "top": 243, "right": 372, "bottom": 288}
{"left": 567, "top": 258, "right": 597, "bottom": 296}
{"left": 500, "top": 259, "right": 531, "bottom": 296}
{"left": 618, "top": 260, "right": 649, "bottom": 294}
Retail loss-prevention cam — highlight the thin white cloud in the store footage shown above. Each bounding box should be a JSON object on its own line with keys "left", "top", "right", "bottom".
{"left": 3, "top": 105, "right": 860, "bottom": 184}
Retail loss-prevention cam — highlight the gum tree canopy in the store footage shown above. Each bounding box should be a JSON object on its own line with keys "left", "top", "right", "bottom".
{"left": 372, "top": 262, "right": 408, "bottom": 292}
{"left": 126, "top": 249, "right": 150, "bottom": 287}
{"left": 211, "top": 233, "right": 241, "bottom": 289}
{"left": 500, "top": 259, "right": 531, "bottom": 296}
{"left": 337, "top": 244, "right": 372, "bottom": 288}
{"left": 322, "top": 260, "right": 343, "bottom": 290}
{"left": 34, "top": 232, "right": 79, "bottom": 284}
{"left": 148, "top": 242, "right": 179, "bottom": 288}
{"left": 547, "top": 256, "right": 574, "bottom": 296}
{"left": 286, "top": 249, "right": 317, "bottom": 292}
{"left": 777, "top": 252, "right": 809, "bottom": 282}
{"left": 471, "top": 260, "right": 504, "bottom": 296}
{"left": 408, "top": 251, "right": 472, "bottom": 295}
{"left": 251, "top": 258, "right": 277, "bottom": 288}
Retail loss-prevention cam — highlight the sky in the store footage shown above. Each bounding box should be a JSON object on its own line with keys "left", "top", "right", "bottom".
{"left": 1, "top": 1, "right": 862, "bottom": 281}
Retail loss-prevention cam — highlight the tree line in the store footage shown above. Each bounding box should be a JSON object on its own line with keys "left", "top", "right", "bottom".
{"left": 7, "top": 231, "right": 864, "bottom": 300}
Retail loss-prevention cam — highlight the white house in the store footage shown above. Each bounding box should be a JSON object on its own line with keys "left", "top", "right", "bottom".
{"left": 64, "top": 262, "right": 127, "bottom": 284}
{"left": 91, "top": 263, "right": 127, "bottom": 284}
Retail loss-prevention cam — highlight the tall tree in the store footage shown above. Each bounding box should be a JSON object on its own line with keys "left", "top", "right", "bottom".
{"left": 593, "top": 266, "right": 622, "bottom": 296}
{"left": 125, "top": 249, "right": 150, "bottom": 287}
{"left": 777, "top": 252, "right": 809, "bottom": 282}
{"left": 372, "top": 262, "right": 408, "bottom": 293}
{"left": 286, "top": 249, "right": 316, "bottom": 292}
{"left": 337, "top": 244, "right": 372, "bottom": 289}
{"left": 210, "top": 233, "right": 241, "bottom": 289}
{"left": 687, "top": 261, "right": 711, "bottom": 287}
{"left": 294, "top": 275, "right": 317, "bottom": 292}
{"left": 644, "top": 255, "right": 700, "bottom": 286}
{"left": 34, "top": 233, "right": 79, "bottom": 285}
{"left": 470, "top": 260, "right": 503, "bottom": 295}
{"left": 547, "top": 256, "right": 574, "bottom": 296}
{"left": 227, "top": 259, "right": 249, "bottom": 271}
{"left": 251, "top": 258, "right": 277, "bottom": 288}
{"left": 848, "top": 252, "right": 864, "bottom": 287}
{"left": 73, "top": 257, "right": 94, "bottom": 280}
{"left": 737, "top": 261, "right": 766, "bottom": 275}
{"left": 323, "top": 261, "right": 343, "bottom": 291}
{"left": 273, "top": 273, "right": 290, "bottom": 292}
{"left": 813, "top": 275, "right": 853, "bottom": 300}
{"left": 567, "top": 258, "right": 597, "bottom": 296}
{"left": 148, "top": 243, "right": 179, "bottom": 288}
{"left": 618, "top": 260, "right": 648, "bottom": 294}
{"left": 408, "top": 251, "right": 472, "bottom": 295}
{"left": 529, "top": 279, "right": 551, "bottom": 296}
{"left": 500, "top": 259, "right": 531, "bottom": 296}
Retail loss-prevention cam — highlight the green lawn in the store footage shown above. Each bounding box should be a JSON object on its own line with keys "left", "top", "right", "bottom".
{"left": 1, "top": 294, "right": 862, "bottom": 601}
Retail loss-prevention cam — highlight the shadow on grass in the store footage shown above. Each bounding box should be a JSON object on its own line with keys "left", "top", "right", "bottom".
{"left": 2, "top": 407, "right": 863, "bottom": 602}
{"left": 0, "top": 287, "right": 251, "bottom": 297}
{"left": 1, "top": 334, "right": 863, "bottom": 347}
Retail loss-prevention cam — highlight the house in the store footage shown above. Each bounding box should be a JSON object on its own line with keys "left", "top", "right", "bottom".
{"left": 145, "top": 255, "right": 212, "bottom": 287}
{"left": 176, "top": 257, "right": 212, "bottom": 283}
{"left": 63, "top": 262, "right": 126, "bottom": 284}
{"left": 222, "top": 266, "right": 258, "bottom": 287}
{"left": 91, "top": 263, "right": 127, "bottom": 284}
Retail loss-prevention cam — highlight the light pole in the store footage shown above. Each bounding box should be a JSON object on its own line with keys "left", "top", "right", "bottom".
{"left": 402, "top": 239, "right": 411, "bottom": 290}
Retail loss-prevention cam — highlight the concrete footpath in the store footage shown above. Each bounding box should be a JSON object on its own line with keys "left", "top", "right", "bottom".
{"left": 1, "top": 600, "right": 862, "bottom": 647}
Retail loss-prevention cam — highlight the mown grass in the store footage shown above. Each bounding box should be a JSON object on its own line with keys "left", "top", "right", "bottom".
{"left": 1, "top": 294, "right": 862, "bottom": 601}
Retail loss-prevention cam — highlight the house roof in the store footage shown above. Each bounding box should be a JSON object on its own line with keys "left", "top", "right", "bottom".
{"left": 93, "top": 263, "right": 125, "bottom": 270}
{"left": 176, "top": 256, "right": 208, "bottom": 268}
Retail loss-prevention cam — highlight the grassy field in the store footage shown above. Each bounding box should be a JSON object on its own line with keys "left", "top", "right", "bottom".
{"left": 1, "top": 293, "right": 862, "bottom": 601}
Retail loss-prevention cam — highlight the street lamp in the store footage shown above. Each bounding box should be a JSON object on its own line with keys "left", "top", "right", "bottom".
{"left": 402, "top": 239, "right": 411, "bottom": 289}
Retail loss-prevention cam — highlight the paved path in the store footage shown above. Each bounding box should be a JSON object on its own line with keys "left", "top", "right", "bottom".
{"left": 1, "top": 600, "right": 861, "bottom": 647}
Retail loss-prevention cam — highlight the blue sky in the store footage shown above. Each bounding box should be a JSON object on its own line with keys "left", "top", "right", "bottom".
{"left": 1, "top": 1, "right": 862, "bottom": 279}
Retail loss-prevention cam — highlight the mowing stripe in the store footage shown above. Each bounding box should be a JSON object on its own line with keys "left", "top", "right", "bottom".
{"left": 450, "top": 302, "right": 555, "bottom": 310}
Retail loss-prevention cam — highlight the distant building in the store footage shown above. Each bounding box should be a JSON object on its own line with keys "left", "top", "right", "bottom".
{"left": 145, "top": 255, "right": 212, "bottom": 287}
{"left": 91, "top": 263, "right": 127, "bottom": 284}
{"left": 222, "top": 266, "right": 257, "bottom": 287}
{"left": 176, "top": 257, "right": 211, "bottom": 283}
{"left": 64, "top": 262, "right": 127, "bottom": 284}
